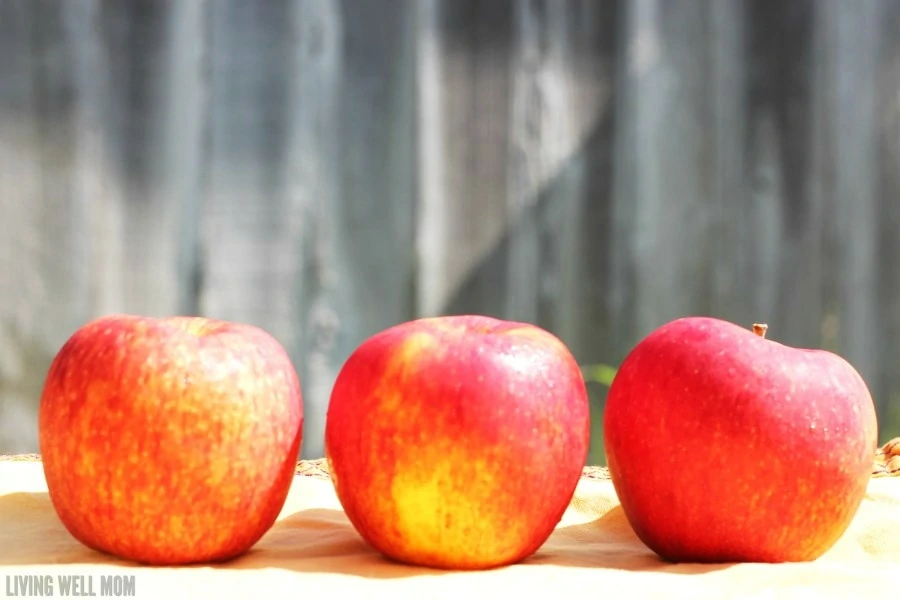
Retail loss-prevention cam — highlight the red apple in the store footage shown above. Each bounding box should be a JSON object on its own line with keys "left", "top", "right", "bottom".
{"left": 38, "top": 314, "right": 303, "bottom": 565}
{"left": 604, "top": 316, "right": 878, "bottom": 563}
{"left": 325, "top": 315, "right": 590, "bottom": 570}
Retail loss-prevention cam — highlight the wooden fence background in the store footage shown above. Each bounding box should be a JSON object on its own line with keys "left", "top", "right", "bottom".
{"left": 1, "top": 0, "right": 899, "bottom": 462}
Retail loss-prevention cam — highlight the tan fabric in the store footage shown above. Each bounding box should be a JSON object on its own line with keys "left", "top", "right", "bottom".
{"left": 1, "top": 453, "right": 899, "bottom": 599}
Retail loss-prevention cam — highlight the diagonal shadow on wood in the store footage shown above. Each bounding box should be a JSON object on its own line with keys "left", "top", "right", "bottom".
{"left": 438, "top": 86, "right": 619, "bottom": 370}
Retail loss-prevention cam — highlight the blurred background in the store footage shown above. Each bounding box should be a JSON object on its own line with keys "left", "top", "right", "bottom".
{"left": 1, "top": 0, "right": 899, "bottom": 464}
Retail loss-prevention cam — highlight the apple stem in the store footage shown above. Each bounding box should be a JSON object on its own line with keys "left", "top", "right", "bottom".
{"left": 752, "top": 323, "right": 768, "bottom": 339}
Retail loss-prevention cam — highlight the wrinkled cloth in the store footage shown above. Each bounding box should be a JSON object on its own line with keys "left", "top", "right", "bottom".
{"left": 2, "top": 453, "right": 900, "bottom": 600}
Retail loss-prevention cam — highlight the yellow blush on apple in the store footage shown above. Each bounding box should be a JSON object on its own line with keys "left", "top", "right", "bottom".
{"left": 325, "top": 314, "right": 591, "bottom": 570}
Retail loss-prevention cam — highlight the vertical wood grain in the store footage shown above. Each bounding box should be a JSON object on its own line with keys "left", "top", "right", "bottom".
{"left": 823, "top": 0, "right": 885, "bottom": 413}
{"left": 875, "top": 1, "right": 900, "bottom": 425}
{"left": 415, "top": 0, "right": 514, "bottom": 318}
{"left": 610, "top": 0, "right": 717, "bottom": 350}
{"left": 0, "top": 0, "right": 899, "bottom": 457}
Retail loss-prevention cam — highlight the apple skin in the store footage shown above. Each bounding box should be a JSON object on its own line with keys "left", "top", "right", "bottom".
{"left": 325, "top": 315, "right": 591, "bottom": 570}
{"left": 604, "top": 316, "right": 878, "bottom": 563}
{"left": 38, "top": 314, "right": 304, "bottom": 565}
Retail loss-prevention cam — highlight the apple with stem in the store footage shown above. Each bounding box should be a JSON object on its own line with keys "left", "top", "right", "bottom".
{"left": 39, "top": 314, "right": 304, "bottom": 565}
{"left": 604, "top": 316, "right": 878, "bottom": 563}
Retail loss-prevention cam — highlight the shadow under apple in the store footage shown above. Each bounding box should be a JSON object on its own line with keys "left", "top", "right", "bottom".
{"left": 0, "top": 491, "right": 734, "bottom": 576}
{"left": 525, "top": 506, "right": 735, "bottom": 574}
{"left": 0, "top": 492, "right": 134, "bottom": 567}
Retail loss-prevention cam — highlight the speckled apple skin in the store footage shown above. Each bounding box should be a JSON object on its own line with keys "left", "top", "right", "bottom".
{"left": 604, "top": 316, "right": 878, "bottom": 563}
{"left": 38, "top": 314, "right": 304, "bottom": 565}
{"left": 325, "top": 315, "right": 591, "bottom": 570}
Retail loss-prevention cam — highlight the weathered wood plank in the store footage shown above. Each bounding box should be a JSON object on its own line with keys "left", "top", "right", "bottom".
{"left": 874, "top": 1, "right": 900, "bottom": 436}
{"left": 196, "top": 0, "right": 334, "bottom": 459}
{"left": 415, "top": 0, "right": 514, "bottom": 319}
{"left": 822, "top": 0, "right": 883, "bottom": 413}
{"left": 610, "top": 0, "right": 719, "bottom": 350}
